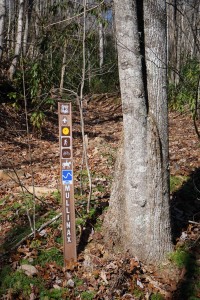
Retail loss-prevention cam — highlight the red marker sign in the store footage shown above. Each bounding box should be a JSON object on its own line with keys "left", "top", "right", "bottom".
{"left": 58, "top": 103, "right": 77, "bottom": 266}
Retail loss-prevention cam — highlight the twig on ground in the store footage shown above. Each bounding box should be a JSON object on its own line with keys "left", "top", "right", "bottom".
{"left": 3, "top": 166, "right": 46, "bottom": 205}
{"left": 189, "top": 220, "right": 200, "bottom": 225}
{"left": 11, "top": 213, "right": 62, "bottom": 250}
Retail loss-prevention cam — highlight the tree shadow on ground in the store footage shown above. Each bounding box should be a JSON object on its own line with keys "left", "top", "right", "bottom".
{"left": 170, "top": 168, "right": 200, "bottom": 299}
{"left": 0, "top": 202, "right": 50, "bottom": 270}
{"left": 171, "top": 168, "right": 200, "bottom": 241}
{"left": 0, "top": 222, "right": 32, "bottom": 272}
{"left": 77, "top": 198, "right": 109, "bottom": 255}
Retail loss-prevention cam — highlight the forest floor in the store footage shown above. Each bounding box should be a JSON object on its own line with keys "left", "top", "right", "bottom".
{"left": 0, "top": 95, "right": 200, "bottom": 300}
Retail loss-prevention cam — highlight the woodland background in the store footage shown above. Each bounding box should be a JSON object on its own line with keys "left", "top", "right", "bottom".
{"left": 0, "top": 0, "right": 200, "bottom": 299}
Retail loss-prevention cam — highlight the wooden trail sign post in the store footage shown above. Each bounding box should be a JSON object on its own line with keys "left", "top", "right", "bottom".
{"left": 58, "top": 102, "right": 77, "bottom": 266}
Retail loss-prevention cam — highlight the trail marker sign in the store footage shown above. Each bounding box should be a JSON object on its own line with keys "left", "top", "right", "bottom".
{"left": 58, "top": 102, "right": 77, "bottom": 265}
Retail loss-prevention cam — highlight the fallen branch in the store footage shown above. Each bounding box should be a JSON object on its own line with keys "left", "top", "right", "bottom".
{"left": 37, "top": 212, "right": 62, "bottom": 232}
{"left": 145, "top": 275, "right": 172, "bottom": 297}
{"left": 189, "top": 220, "right": 200, "bottom": 225}
{"left": 11, "top": 213, "right": 62, "bottom": 250}
{"left": 4, "top": 160, "right": 46, "bottom": 205}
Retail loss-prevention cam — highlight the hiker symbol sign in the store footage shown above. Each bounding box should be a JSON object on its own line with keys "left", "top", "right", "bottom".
{"left": 58, "top": 102, "right": 76, "bottom": 265}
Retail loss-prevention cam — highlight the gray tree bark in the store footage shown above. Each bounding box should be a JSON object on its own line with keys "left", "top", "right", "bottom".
{"left": 104, "top": 0, "right": 173, "bottom": 265}
{"left": 99, "top": 14, "right": 104, "bottom": 69}
{"left": 8, "top": 0, "right": 24, "bottom": 80}
{"left": 167, "top": 0, "right": 200, "bottom": 84}
{"left": 23, "top": 0, "right": 33, "bottom": 56}
{"left": 0, "top": 0, "right": 5, "bottom": 60}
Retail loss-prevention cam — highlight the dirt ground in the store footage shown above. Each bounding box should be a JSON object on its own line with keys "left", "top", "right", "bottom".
{"left": 0, "top": 95, "right": 200, "bottom": 299}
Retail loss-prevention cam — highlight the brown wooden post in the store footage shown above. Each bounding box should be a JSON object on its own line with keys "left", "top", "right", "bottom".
{"left": 58, "top": 102, "right": 77, "bottom": 266}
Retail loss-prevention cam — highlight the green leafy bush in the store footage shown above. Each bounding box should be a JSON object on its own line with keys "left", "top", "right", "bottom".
{"left": 30, "top": 111, "right": 46, "bottom": 129}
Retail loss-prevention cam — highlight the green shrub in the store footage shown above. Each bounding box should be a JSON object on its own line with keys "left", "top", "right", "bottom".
{"left": 170, "top": 175, "right": 188, "bottom": 193}
{"left": 81, "top": 291, "right": 95, "bottom": 300}
{"left": 0, "top": 269, "right": 44, "bottom": 298}
{"left": 151, "top": 293, "right": 164, "bottom": 300}
{"left": 169, "top": 248, "right": 192, "bottom": 268}
{"left": 34, "top": 247, "right": 63, "bottom": 267}
{"left": 40, "top": 288, "right": 68, "bottom": 299}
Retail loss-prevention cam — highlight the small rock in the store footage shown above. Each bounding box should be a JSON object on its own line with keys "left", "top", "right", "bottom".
{"left": 196, "top": 259, "right": 200, "bottom": 266}
{"left": 66, "top": 279, "right": 75, "bottom": 288}
{"left": 66, "top": 272, "right": 72, "bottom": 279}
{"left": 39, "top": 229, "right": 47, "bottom": 237}
{"left": 100, "top": 270, "right": 108, "bottom": 285}
{"left": 55, "top": 278, "right": 62, "bottom": 284}
{"left": 18, "top": 264, "right": 38, "bottom": 276}
{"left": 106, "top": 262, "right": 118, "bottom": 270}
{"left": 180, "top": 232, "right": 188, "bottom": 240}
{"left": 25, "top": 172, "right": 32, "bottom": 179}
{"left": 136, "top": 279, "right": 144, "bottom": 289}
{"left": 29, "top": 292, "right": 36, "bottom": 300}
{"left": 53, "top": 284, "right": 61, "bottom": 289}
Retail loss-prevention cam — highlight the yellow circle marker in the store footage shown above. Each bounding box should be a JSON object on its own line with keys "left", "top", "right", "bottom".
{"left": 62, "top": 127, "right": 69, "bottom": 135}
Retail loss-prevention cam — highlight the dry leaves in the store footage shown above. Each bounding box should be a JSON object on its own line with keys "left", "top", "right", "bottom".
{"left": 0, "top": 97, "right": 200, "bottom": 299}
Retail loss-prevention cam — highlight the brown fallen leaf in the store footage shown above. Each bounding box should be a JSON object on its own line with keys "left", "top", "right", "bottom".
{"left": 100, "top": 270, "right": 108, "bottom": 285}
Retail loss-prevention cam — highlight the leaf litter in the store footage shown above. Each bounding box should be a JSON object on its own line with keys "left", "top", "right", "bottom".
{"left": 0, "top": 96, "right": 200, "bottom": 299}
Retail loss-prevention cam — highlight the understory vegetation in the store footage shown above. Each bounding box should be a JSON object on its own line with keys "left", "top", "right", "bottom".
{"left": 0, "top": 96, "right": 200, "bottom": 299}
{"left": 0, "top": 0, "right": 200, "bottom": 299}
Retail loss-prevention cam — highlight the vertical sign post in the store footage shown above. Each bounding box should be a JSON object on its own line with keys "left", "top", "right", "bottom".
{"left": 58, "top": 102, "right": 77, "bottom": 266}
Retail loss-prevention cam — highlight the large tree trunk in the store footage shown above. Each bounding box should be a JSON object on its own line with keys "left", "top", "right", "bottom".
{"left": 104, "top": 0, "right": 173, "bottom": 265}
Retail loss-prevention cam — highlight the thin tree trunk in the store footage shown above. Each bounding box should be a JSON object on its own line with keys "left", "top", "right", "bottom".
{"left": 60, "top": 39, "right": 67, "bottom": 96}
{"left": 6, "top": 0, "right": 11, "bottom": 58}
{"left": 23, "top": 11, "right": 29, "bottom": 55}
{"left": 87, "top": 48, "right": 91, "bottom": 90}
{"left": 23, "top": 0, "right": 33, "bottom": 56}
{"left": 99, "top": 15, "right": 104, "bottom": 69}
{"left": 8, "top": 0, "right": 24, "bottom": 80}
{"left": 0, "top": 0, "right": 6, "bottom": 60}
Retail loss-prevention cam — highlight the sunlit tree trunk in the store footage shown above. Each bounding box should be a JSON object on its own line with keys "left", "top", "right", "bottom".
{"left": 35, "top": 0, "right": 40, "bottom": 33}
{"left": 167, "top": 0, "right": 200, "bottom": 85}
{"left": 104, "top": 0, "right": 173, "bottom": 265}
{"left": 60, "top": 40, "right": 67, "bottom": 95}
{"left": 23, "top": 10, "right": 29, "bottom": 55}
{"left": 8, "top": 0, "right": 24, "bottom": 80}
{"left": 99, "top": 14, "right": 104, "bottom": 69}
{"left": 23, "top": 0, "right": 33, "bottom": 56}
{"left": 6, "top": 0, "right": 12, "bottom": 57}
{"left": 0, "top": 0, "right": 6, "bottom": 60}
